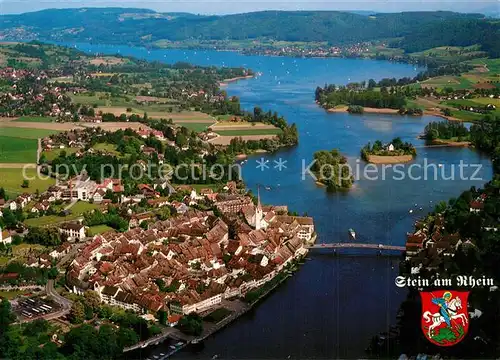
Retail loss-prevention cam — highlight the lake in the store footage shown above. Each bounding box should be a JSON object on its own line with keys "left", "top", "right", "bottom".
{"left": 69, "top": 44, "right": 493, "bottom": 358}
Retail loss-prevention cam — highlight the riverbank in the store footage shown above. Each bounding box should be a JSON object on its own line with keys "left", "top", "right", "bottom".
{"left": 429, "top": 138, "right": 471, "bottom": 147}
{"left": 325, "top": 106, "right": 469, "bottom": 122}
{"left": 327, "top": 106, "right": 400, "bottom": 115}
{"left": 367, "top": 154, "right": 414, "bottom": 164}
{"left": 142, "top": 256, "right": 308, "bottom": 359}
{"left": 219, "top": 75, "right": 255, "bottom": 86}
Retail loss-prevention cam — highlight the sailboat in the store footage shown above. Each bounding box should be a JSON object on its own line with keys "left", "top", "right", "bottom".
{"left": 348, "top": 228, "right": 356, "bottom": 239}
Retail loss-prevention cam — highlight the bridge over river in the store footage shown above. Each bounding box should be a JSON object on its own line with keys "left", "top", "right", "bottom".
{"left": 307, "top": 243, "right": 405, "bottom": 251}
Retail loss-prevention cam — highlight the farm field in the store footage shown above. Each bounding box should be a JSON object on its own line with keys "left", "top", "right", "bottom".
{"left": 213, "top": 128, "right": 282, "bottom": 136}
{"left": 211, "top": 122, "right": 277, "bottom": 130}
{"left": 0, "top": 127, "right": 60, "bottom": 163}
{"left": 468, "top": 58, "right": 500, "bottom": 73}
{"left": 68, "top": 92, "right": 109, "bottom": 106}
{"left": 0, "top": 168, "right": 55, "bottom": 196}
{"left": 210, "top": 134, "right": 278, "bottom": 145}
{"left": 13, "top": 116, "right": 56, "bottom": 123}
{"left": 0, "top": 127, "right": 58, "bottom": 139}
{"left": 470, "top": 97, "right": 500, "bottom": 106}
{"left": 96, "top": 106, "right": 215, "bottom": 122}
{"left": 421, "top": 76, "right": 473, "bottom": 90}
{"left": 81, "top": 122, "right": 150, "bottom": 131}
{"left": 0, "top": 135, "right": 38, "bottom": 163}
{"left": 179, "top": 123, "right": 210, "bottom": 132}
{"left": 0, "top": 120, "right": 82, "bottom": 131}
{"left": 449, "top": 110, "right": 485, "bottom": 122}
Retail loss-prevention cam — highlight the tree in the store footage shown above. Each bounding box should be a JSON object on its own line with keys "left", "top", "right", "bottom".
{"left": 116, "top": 327, "right": 139, "bottom": 348}
{"left": 39, "top": 153, "right": 47, "bottom": 164}
{"left": 0, "top": 299, "right": 15, "bottom": 334}
{"left": 177, "top": 313, "right": 203, "bottom": 336}
{"left": 157, "top": 310, "right": 167, "bottom": 325}
{"left": 157, "top": 206, "right": 171, "bottom": 221}
{"left": 97, "top": 305, "right": 113, "bottom": 319}
{"left": 83, "top": 290, "right": 101, "bottom": 311}
{"left": 48, "top": 267, "right": 59, "bottom": 279}
{"left": 69, "top": 301, "right": 85, "bottom": 324}
{"left": 21, "top": 180, "right": 29, "bottom": 188}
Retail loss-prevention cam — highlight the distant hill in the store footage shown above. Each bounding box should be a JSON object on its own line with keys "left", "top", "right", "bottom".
{"left": 0, "top": 8, "right": 498, "bottom": 56}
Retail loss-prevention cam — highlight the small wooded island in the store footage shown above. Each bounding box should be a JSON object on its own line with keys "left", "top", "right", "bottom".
{"left": 422, "top": 121, "right": 471, "bottom": 146}
{"left": 311, "top": 149, "right": 354, "bottom": 191}
{"left": 361, "top": 137, "right": 417, "bottom": 164}
{"left": 315, "top": 80, "right": 423, "bottom": 116}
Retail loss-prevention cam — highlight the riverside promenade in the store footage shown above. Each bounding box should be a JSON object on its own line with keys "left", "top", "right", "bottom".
{"left": 130, "top": 265, "right": 297, "bottom": 359}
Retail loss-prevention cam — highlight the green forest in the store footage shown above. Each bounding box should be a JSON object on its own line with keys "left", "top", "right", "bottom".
{"left": 1, "top": 9, "right": 498, "bottom": 57}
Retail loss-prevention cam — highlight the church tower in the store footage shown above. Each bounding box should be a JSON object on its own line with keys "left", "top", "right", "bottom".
{"left": 255, "top": 186, "right": 263, "bottom": 230}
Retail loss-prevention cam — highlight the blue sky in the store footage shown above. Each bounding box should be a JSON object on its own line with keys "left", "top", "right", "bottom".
{"left": 0, "top": 0, "right": 498, "bottom": 15}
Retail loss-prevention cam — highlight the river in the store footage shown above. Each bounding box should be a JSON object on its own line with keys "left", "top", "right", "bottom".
{"left": 69, "top": 44, "right": 493, "bottom": 359}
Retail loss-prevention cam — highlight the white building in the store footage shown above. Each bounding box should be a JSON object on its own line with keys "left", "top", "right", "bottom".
{"left": 0, "top": 226, "right": 12, "bottom": 245}
{"left": 59, "top": 223, "right": 86, "bottom": 241}
{"left": 178, "top": 293, "right": 223, "bottom": 314}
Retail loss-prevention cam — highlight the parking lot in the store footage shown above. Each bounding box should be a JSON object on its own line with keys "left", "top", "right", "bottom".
{"left": 12, "top": 296, "right": 61, "bottom": 320}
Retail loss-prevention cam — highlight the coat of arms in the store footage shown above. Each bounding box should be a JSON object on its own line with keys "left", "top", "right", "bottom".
{"left": 420, "top": 290, "right": 469, "bottom": 346}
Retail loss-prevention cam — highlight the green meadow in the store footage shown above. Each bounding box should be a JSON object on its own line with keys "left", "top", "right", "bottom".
{"left": 0, "top": 127, "right": 59, "bottom": 139}
{"left": 0, "top": 168, "right": 55, "bottom": 196}
{"left": 0, "top": 136, "right": 38, "bottom": 163}
{"left": 13, "top": 116, "right": 56, "bottom": 123}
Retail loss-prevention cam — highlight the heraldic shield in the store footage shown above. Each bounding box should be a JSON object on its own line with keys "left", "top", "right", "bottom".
{"left": 420, "top": 290, "right": 470, "bottom": 346}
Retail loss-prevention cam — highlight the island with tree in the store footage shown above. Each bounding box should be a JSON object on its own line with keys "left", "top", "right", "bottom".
{"left": 315, "top": 80, "right": 423, "bottom": 116}
{"left": 361, "top": 137, "right": 417, "bottom": 164}
{"left": 423, "top": 121, "right": 471, "bottom": 146}
{"left": 310, "top": 149, "right": 354, "bottom": 192}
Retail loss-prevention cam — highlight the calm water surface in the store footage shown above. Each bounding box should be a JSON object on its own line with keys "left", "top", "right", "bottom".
{"left": 70, "top": 44, "right": 492, "bottom": 359}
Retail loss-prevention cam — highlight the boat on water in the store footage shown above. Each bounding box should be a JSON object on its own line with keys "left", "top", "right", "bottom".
{"left": 348, "top": 228, "right": 356, "bottom": 239}
{"left": 265, "top": 186, "right": 271, "bottom": 191}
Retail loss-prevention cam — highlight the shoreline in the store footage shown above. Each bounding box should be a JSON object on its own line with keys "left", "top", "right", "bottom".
{"left": 219, "top": 75, "right": 255, "bottom": 86}
{"left": 367, "top": 154, "right": 415, "bottom": 164}
{"left": 327, "top": 106, "right": 400, "bottom": 115}
{"left": 429, "top": 139, "right": 471, "bottom": 147}
{"left": 325, "top": 106, "right": 469, "bottom": 122}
